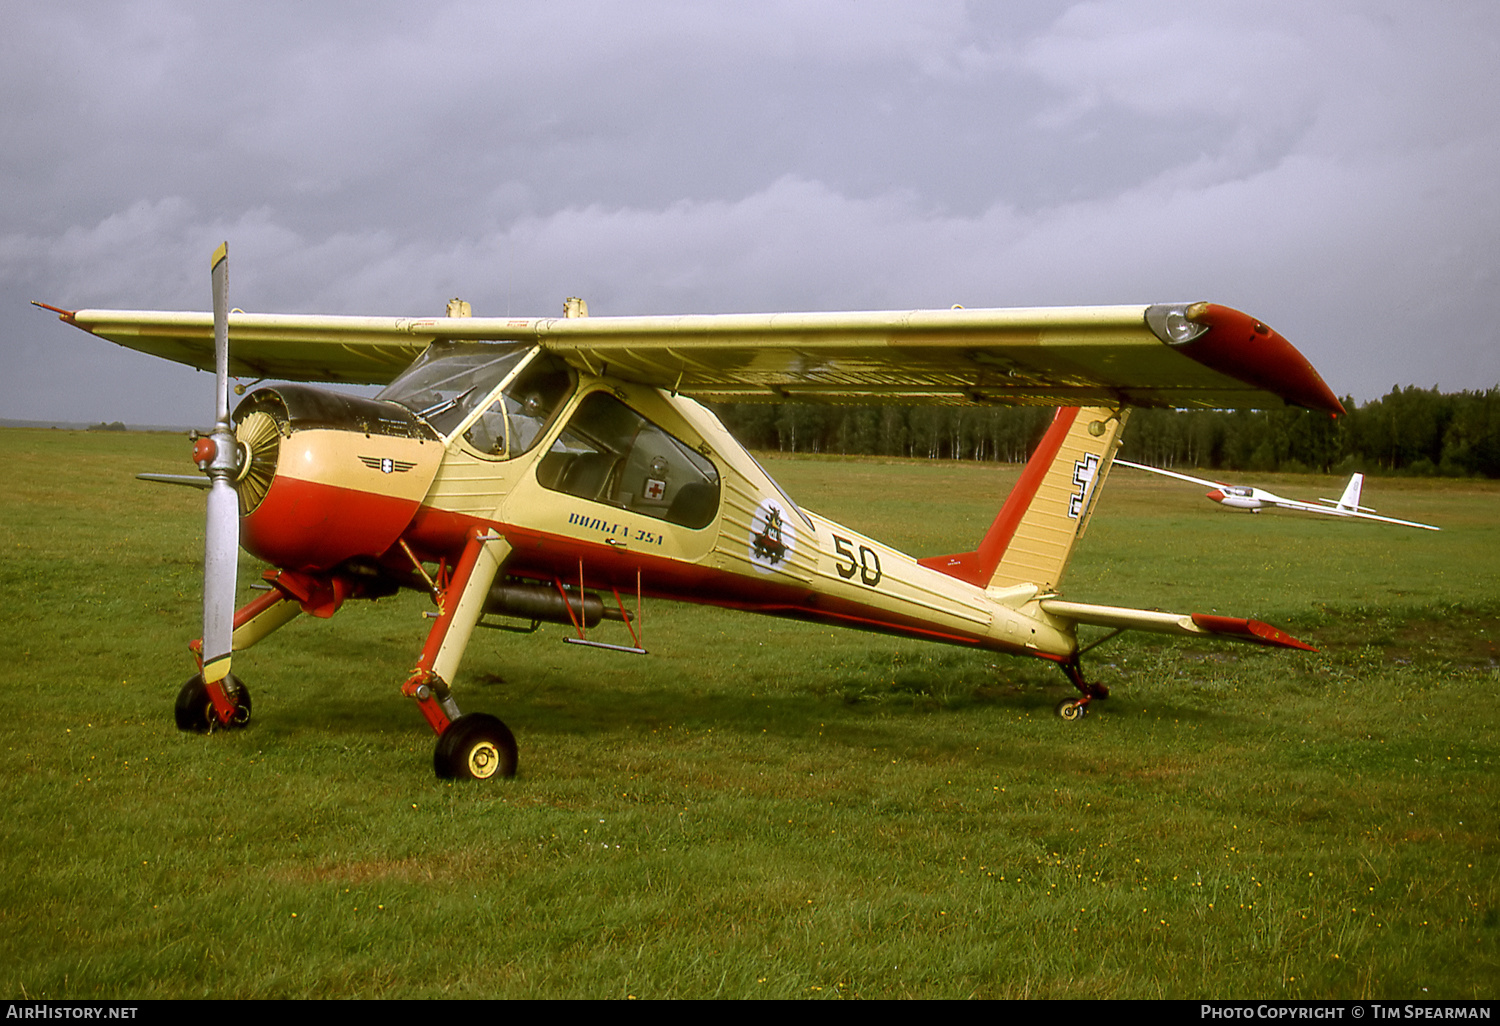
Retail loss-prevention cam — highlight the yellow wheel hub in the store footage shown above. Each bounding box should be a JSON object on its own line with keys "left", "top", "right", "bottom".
{"left": 467, "top": 741, "right": 502, "bottom": 779}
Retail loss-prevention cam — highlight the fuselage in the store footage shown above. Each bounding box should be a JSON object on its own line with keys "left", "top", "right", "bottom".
{"left": 1205, "top": 485, "right": 1276, "bottom": 511}
{"left": 231, "top": 343, "right": 1080, "bottom": 665}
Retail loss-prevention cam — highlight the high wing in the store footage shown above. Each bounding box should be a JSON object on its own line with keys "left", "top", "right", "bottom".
{"left": 41, "top": 301, "right": 1344, "bottom": 413}
{"left": 1265, "top": 496, "right": 1440, "bottom": 530}
{"left": 1113, "top": 459, "right": 1229, "bottom": 490}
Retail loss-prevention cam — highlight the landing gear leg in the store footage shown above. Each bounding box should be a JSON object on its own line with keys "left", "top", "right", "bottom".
{"left": 180, "top": 584, "right": 301, "bottom": 731}
{"left": 401, "top": 530, "right": 520, "bottom": 779}
{"left": 1055, "top": 657, "right": 1108, "bottom": 722}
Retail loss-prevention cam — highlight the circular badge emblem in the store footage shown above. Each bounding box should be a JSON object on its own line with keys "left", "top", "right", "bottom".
{"left": 747, "top": 497, "right": 797, "bottom": 574}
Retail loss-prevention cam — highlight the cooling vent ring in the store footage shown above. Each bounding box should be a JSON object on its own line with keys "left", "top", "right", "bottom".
{"left": 233, "top": 407, "right": 284, "bottom": 516}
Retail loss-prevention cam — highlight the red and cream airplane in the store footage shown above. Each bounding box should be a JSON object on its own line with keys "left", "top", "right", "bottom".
{"left": 36, "top": 244, "right": 1345, "bottom": 780}
{"left": 1114, "top": 461, "right": 1439, "bottom": 530}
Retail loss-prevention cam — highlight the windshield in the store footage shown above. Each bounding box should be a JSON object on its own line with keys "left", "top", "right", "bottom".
{"left": 377, "top": 341, "right": 532, "bottom": 436}
{"left": 460, "top": 353, "right": 576, "bottom": 459}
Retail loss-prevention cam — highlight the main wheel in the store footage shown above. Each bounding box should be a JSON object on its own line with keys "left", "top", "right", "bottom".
{"left": 434, "top": 713, "right": 518, "bottom": 780}
{"left": 1054, "top": 697, "right": 1087, "bottom": 722}
{"left": 174, "top": 673, "right": 252, "bottom": 733}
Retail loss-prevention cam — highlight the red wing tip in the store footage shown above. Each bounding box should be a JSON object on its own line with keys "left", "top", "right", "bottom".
{"left": 1180, "top": 304, "right": 1344, "bottom": 416}
{"left": 1191, "top": 613, "right": 1318, "bottom": 652}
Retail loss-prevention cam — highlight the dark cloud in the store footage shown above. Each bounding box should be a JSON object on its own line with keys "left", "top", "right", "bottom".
{"left": 4, "top": 1, "right": 1498, "bottom": 423}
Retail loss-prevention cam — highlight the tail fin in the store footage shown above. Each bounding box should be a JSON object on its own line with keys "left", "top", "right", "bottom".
{"left": 1336, "top": 473, "right": 1363, "bottom": 512}
{"left": 918, "top": 406, "right": 1128, "bottom": 592}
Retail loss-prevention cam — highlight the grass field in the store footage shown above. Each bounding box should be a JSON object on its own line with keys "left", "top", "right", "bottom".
{"left": 1, "top": 428, "right": 1496, "bottom": 999}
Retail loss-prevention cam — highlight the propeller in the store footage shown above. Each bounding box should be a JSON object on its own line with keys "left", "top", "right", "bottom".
{"left": 198, "top": 242, "right": 241, "bottom": 711}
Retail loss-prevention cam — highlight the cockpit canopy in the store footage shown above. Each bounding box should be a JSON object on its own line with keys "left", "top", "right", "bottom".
{"left": 377, "top": 341, "right": 574, "bottom": 457}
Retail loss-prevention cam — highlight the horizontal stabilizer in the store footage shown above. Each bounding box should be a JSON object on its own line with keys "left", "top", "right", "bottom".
{"left": 1040, "top": 599, "right": 1316, "bottom": 651}
{"left": 1188, "top": 614, "right": 1317, "bottom": 651}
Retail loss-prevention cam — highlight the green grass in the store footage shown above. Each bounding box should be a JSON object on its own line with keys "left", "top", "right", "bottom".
{"left": 1, "top": 430, "right": 1496, "bottom": 998}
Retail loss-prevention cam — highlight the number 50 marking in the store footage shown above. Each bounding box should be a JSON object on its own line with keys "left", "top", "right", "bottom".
{"left": 833, "top": 535, "right": 883, "bottom": 587}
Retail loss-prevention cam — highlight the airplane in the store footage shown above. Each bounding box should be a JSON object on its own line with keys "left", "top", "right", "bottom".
{"left": 34, "top": 243, "right": 1347, "bottom": 780}
{"left": 1114, "top": 460, "right": 1439, "bottom": 530}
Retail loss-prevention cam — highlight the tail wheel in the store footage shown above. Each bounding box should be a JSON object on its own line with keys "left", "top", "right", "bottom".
{"left": 1054, "top": 697, "right": 1088, "bottom": 722}
{"left": 175, "top": 673, "right": 252, "bottom": 732}
{"left": 434, "top": 713, "right": 518, "bottom": 780}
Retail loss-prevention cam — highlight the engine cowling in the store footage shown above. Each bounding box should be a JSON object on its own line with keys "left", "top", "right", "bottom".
{"left": 232, "top": 385, "right": 443, "bottom": 571}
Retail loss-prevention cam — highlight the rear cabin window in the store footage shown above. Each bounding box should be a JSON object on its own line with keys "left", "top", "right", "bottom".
{"left": 538, "top": 392, "right": 721, "bottom": 530}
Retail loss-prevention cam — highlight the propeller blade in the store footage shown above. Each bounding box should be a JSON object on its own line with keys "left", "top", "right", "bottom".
{"left": 211, "top": 242, "right": 231, "bottom": 431}
{"left": 201, "top": 242, "right": 238, "bottom": 685}
{"left": 202, "top": 476, "right": 238, "bottom": 681}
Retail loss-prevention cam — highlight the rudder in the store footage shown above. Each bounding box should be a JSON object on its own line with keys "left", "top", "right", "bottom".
{"left": 1336, "top": 473, "right": 1364, "bottom": 512}
{"left": 918, "top": 406, "right": 1128, "bottom": 592}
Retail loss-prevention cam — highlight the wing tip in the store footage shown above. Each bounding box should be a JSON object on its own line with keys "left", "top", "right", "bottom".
{"left": 1177, "top": 304, "right": 1345, "bottom": 416}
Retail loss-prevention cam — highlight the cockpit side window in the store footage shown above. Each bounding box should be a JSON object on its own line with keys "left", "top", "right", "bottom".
{"left": 538, "top": 391, "right": 721, "bottom": 529}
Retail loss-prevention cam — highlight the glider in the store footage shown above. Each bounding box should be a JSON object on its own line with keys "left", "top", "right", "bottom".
{"left": 1114, "top": 460, "right": 1439, "bottom": 530}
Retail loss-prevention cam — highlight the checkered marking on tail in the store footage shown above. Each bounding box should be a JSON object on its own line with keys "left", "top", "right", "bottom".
{"left": 1069, "top": 453, "right": 1100, "bottom": 518}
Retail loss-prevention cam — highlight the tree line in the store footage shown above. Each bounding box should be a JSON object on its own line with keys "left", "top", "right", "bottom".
{"left": 711, "top": 385, "right": 1500, "bottom": 478}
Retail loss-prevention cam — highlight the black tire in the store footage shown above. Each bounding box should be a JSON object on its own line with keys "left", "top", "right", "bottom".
{"left": 434, "top": 713, "right": 518, "bottom": 780}
{"left": 174, "top": 673, "right": 252, "bottom": 733}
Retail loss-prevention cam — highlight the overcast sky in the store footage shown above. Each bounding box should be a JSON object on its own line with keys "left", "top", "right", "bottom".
{"left": 4, "top": 1, "right": 1497, "bottom": 425}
